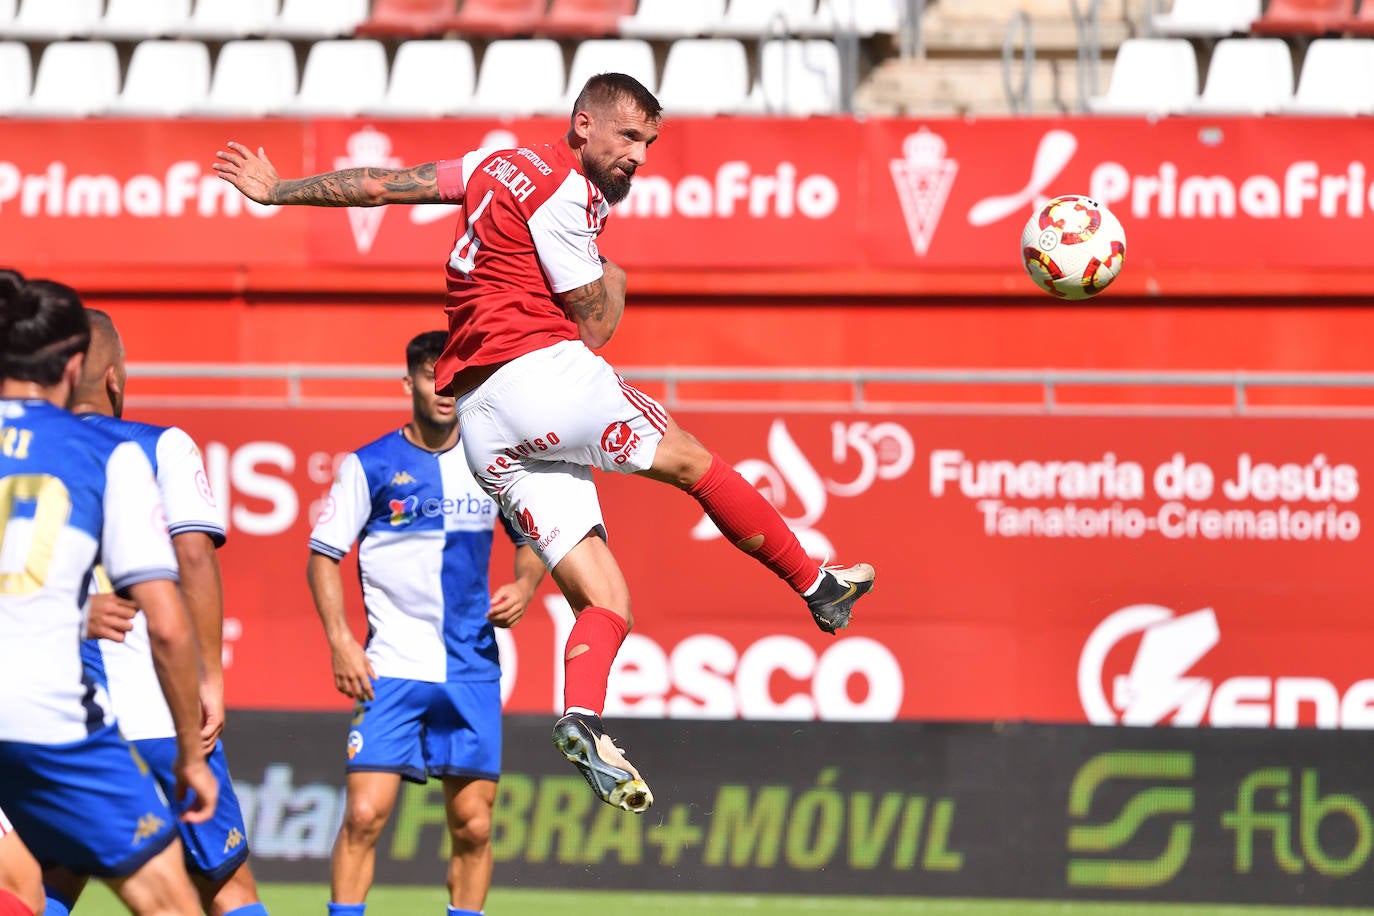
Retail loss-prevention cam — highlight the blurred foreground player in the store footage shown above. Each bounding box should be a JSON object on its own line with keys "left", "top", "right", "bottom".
{"left": 216, "top": 73, "right": 875, "bottom": 813}
{"left": 42, "top": 310, "right": 269, "bottom": 916}
{"left": 307, "top": 332, "right": 542, "bottom": 916}
{"left": 0, "top": 278, "right": 216, "bottom": 915}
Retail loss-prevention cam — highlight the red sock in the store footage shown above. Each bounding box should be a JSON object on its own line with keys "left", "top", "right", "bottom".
{"left": 563, "top": 606, "right": 628, "bottom": 715}
{"left": 688, "top": 453, "right": 817, "bottom": 593}
{"left": 0, "top": 889, "right": 34, "bottom": 916}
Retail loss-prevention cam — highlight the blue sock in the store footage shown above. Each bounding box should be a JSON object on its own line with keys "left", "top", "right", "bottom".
{"left": 328, "top": 905, "right": 365, "bottom": 916}
{"left": 43, "top": 895, "right": 73, "bottom": 916}
{"left": 225, "top": 905, "right": 271, "bottom": 916}
{"left": 448, "top": 908, "right": 482, "bottom": 916}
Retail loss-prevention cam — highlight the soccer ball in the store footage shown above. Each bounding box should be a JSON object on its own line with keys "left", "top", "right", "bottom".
{"left": 1020, "top": 194, "right": 1127, "bottom": 300}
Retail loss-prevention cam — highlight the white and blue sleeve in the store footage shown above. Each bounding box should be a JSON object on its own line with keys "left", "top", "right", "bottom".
{"left": 154, "top": 426, "right": 226, "bottom": 547}
{"left": 308, "top": 452, "right": 370, "bottom": 560}
{"left": 100, "top": 440, "right": 179, "bottom": 593}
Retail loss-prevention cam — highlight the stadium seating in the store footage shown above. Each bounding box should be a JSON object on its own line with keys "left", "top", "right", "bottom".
{"left": 22, "top": 40, "right": 119, "bottom": 116}
{"left": 0, "top": 0, "right": 12, "bottom": 32}
{"left": 287, "top": 39, "right": 390, "bottom": 116}
{"left": 1280, "top": 37, "right": 1374, "bottom": 113}
{"left": 1148, "top": 0, "right": 1262, "bottom": 38}
{"left": 811, "top": 0, "right": 904, "bottom": 37}
{"left": 108, "top": 40, "right": 210, "bottom": 116}
{"left": 6, "top": 0, "right": 102, "bottom": 40}
{"left": 465, "top": 39, "right": 566, "bottom": 114}
{"left": 364, "top": 39, "right": 477, "bottom": 116}
{"left": 1086, "top": 37, "right": 1198, "bottom": 117}
{"left": 1187, "top": 36, "right": 1294, "bottom": 114}
{"left": 542, "top": 38, "right": 658, "bottom": 113}
{"left": 618, "top": 0, "right": 726, "bottom": 38}
{"left": 446, "top": 0, "right": 546, "bottom": 36}
{"left": 354, "top": 0, "right": 457, "bottom": 37}
{"left": 190, "top": 39, "right": 298, "bottom": 117}
{"left": 88, "top": 0, "right": 192, "bottom": 40}
{"left": 656, "top": 38, "right": 752, "bottom": 115}
{"left": 180, "top": 0, "right": 279, "bottom": 38}
{"left": 711, "top": 0, "right": 821, "bottom": 37}
{"left": 266, "top": 0, "right": 372, "bottom": 39}
{"left": 756, "top": 38, "right": 842, "bottom": 114}
{"left": 0, "top": 40, "right": 30, "bottom": 115}
{"left": 1250, "top": 0, "right": 1355, "bottom": 37}
{"left": 1340, "top": 0, "right": 1374, "bottom": 35}
{"left": 541, "top": 0, "right": 638, "bottom": 37}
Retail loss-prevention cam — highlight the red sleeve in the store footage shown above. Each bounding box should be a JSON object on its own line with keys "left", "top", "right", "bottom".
{"left": 436, "top": 159, "right": 465, "bottom": 202}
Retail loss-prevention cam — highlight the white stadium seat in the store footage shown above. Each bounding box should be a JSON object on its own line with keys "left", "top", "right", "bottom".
{"left": 89, "top": 0, "right": 192, "bottom": 40}
{"left": 6, "top": 0, "right": 103, "bottom": 40}
{"left": 465, "top": 39, "right": 565, "bottom": 116}
{"left": 364, "top": 39, "right": 477, "bottom": 117}
{"left": 22, "top": 40, "right": 120, "bottom": 116}
{"left": 810, "top": 0, "right": 903, "bottom": 36}
{"left": 618, "top": 0, "right": 725, "bottom": 38}
{"left": 0, "top": 40, "right": 31, "bottom": 115}
{"left": 267, "top": 0, "right": 371, "bottom": 39}
{"left": 657, "top": 38, "right": 753, "bottom": 115}
{"left": 287, "top": 39, "right": 389, "bottom": 116}
{"left": 1086, "top": 38, "right": 1198, "bottom": 117}
{"left": 0, "top": 0, "right": 14, "bottom": 32}
{"left": 191, "top": 39, "right": 298, "bottom": 117}
{"left": 180, "top": 0, "right": 279, "bottom": 38}
{"left": 1187, "top": 37, "right": 1293, "bottom": 115}
{"left": 1148, "top": 0, "right": 1262, "bottom": 38}
{"left": 756, "top": 39, "right": 841, "bottom": 115}
{"left": 1281, "top": 38, "right": 1374, "bottom": 116}
{"left": 541, "top": 38, "right": 658, "bottom": 115}
{"left": 108, "top": 40, "right": 211, "bottom": 117}
{"left": 711, "top": 0, "right": 820, "bottom": 37}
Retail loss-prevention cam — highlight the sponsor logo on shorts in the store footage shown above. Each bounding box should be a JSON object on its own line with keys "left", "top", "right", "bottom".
{"left": 600, "top": 421, "right": 641, "bottom": 465}
{"left": 224, "top": 827, "right": 246, "bottom": 854}
{"left": 515, "top": 507, "right": 539, "bottom": 540}
{"left": 537, "top": 526, "right": 560, "bottom": 552}
{"left": 347, "top": 729, "right": 364, "bottom": 760}
{"left": 133, "top": 812, "right": 166, "bottom": 844}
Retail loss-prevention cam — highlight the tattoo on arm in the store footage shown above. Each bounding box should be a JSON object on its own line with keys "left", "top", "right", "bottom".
{"left": 560, "top": 281, "right": 607, "bottom": 325}
{"left": 275, "top": 163, "right": 440, "bottom": 206}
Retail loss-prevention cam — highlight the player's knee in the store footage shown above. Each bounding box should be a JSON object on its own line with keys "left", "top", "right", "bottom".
{"left": 449, "top": 812, "right": 491, "bottom": 854}
{"left": 341, "top": 797, "right": 391, "bottom": 839}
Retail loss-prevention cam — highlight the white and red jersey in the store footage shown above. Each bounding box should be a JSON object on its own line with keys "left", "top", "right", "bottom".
{"left": 434, "top": 140, "right": 610, "bottom": 394}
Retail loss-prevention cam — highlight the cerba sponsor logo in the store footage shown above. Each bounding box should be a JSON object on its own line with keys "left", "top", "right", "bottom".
{"left": 1079, "top": 604, "right": 1374, "bottom": 729}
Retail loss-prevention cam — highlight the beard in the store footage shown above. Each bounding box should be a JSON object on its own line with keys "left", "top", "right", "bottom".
{"left": 584, "top": 159, "right": 634, "bottom": 205}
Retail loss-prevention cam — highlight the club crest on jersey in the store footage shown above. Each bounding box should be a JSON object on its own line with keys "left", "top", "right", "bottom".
{"left": 388, "top": 495, "right": 419, "bottom": 526}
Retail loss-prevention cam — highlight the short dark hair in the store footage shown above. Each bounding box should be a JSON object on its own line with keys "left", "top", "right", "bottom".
{"left": 406, "top": 331, "right": 447, "bottom": 374}
{"left": 0, "top": 278, "right": 90, "bottom": 385}
{"left": 0, "top": 268, "right": 24, "bottom": 298}
{"left": 573, "top": 72, "right": 662, "bottom": 123}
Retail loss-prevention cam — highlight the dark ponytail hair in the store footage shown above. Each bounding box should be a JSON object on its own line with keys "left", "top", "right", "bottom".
{"left": 0, "top": 275, "right": 91, "bottom": 385}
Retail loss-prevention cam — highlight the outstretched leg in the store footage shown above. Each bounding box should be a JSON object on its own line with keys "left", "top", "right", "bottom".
{"left": 642, "top": 417, "right": 875, "bottom": 632}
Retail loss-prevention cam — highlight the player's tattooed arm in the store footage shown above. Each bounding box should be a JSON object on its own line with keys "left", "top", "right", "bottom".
{"left": 214, "top": 141, "right": 441, "bottom": 207}
{"left": 560, "top": 260, "right": 626, "bottom": 349}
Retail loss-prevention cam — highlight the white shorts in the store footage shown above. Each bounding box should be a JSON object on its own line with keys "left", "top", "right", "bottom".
{"left": 457, "top": 340, "right": 668, "bottom": 568}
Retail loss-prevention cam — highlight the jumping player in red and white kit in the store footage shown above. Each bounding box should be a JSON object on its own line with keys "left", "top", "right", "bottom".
{"left": 213, "top": 73, "right": 876, "bottom": 813}
{"left": 0, "top": 806, "right": 42, "bottom": 916}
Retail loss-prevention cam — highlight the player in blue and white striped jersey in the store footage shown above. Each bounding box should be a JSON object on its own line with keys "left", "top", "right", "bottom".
{"left": 307, "top": 331, "right": 543, "bottom": 916}
{"left": 0, "top": 278, "right": 215, "bottom": 916}
{"left": 41, "top": 310, "right": 269, "bottom": 916}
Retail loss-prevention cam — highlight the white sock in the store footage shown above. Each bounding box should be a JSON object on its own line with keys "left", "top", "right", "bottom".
{"left": 801, "top": 569, "right": 827, "bottom": 597}
{"left": 565, "top": 706, "right": 598, "bottom": 717}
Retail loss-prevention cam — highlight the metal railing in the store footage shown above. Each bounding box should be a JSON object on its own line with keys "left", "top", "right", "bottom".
{"left": 125, "top": 364, "right": 1374, "bottom": 417}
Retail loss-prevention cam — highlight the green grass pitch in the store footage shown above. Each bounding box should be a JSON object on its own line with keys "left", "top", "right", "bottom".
{"left": 71, "top": 882, "right": 1374, "bottom": 915}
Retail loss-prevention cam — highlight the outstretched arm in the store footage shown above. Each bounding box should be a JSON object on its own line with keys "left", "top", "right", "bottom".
{"left": 213, "top": 141, "right": 442, "bottom": 207}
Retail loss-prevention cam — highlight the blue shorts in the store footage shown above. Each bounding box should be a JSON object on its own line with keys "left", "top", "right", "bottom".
{"left": 346, "top": 677, "right": 501, "bottom": 784}
{"left": 0, "top": 724, "right": 176, "bottom": 877}
{"left": 133, "top": 737, "right": 250, "bottom": 882}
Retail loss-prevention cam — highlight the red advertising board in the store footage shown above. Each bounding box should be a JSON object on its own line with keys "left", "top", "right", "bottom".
{"left": 144, "top": 404, "right": 1371, "bottom": 727}
{"left": 6, "top": 117, "right": 1374, "bottom": 287}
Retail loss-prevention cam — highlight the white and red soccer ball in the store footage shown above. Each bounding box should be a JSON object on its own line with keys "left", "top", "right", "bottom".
{"left": 1020, "top": 194, "right": 1127, "bottom": 300}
